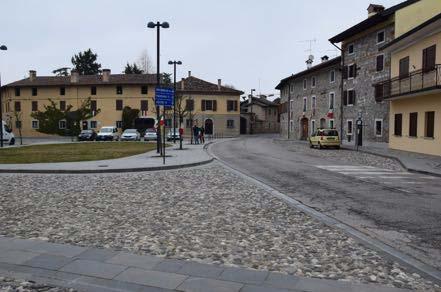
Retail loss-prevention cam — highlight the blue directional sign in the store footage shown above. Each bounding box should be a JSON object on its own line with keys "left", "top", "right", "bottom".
{"left": 155, "top": 87, "right": 174, "bottom": 107}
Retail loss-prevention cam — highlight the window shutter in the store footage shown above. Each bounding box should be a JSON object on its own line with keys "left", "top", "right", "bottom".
{"left": 213, "top": 100, "right": 217, "bottom": 111}
{"left": 352, "top": 90, "right": 356, "bottom": 105}
{"left": 201, "top": 100, "right": 206, "bottom": 111}
{"left": 343, "top": 66, "right": 348, "bottom": 79}
{"left": 343, "top": 90, "right": 348, "bottom": 106}
{"left": 423, "top": 45, "right": 436, "bottom": 71}
{"left": 235, "top": 100, "right": 238, "bottom": 111}
{"left": 354, "top": 64, "right": 357, "bottom": 77}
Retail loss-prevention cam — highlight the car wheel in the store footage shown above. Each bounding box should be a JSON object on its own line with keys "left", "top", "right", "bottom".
{"left": 318, "top": 142, "right": 323, "bottom": 149}
{"left": 309, "top": 142, "right": 314, "bottom": 148}
{"left": 9, "top": 138, "right": 15, "bottom": 146}
{"left": 335, "top": 146, "right": 340, "bottom": 149}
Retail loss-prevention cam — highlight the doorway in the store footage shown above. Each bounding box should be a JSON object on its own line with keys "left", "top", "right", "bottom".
{"left": 240, "top": 117, "right": 247, "bottom": 134}
{"left": 300, "top": 118, "right": 309, "bottom": 140}
{"left": 205, "top": 119, "right": 213, "bottom": 135}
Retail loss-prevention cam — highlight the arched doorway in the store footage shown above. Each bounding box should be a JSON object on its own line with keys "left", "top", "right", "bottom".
{"left": 205, "top": 119, "right": 213, "bottom": 135}
{"left": 240, "top": 117, "right": 247, "bottom": 134}
{"left": 300, "top": 118, "right": 309, "bottom": 140}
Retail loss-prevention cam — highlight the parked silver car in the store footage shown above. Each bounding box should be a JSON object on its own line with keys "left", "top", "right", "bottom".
{"left": 120, "top": 129, "right": 141, "bottom": 141}
{"left": 144, "top": 128, "right": 158, "bottom": 141}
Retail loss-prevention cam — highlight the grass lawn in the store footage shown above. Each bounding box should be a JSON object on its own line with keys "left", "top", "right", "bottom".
{"left": 0, "top": 142, "right": 157, "bottom": 164}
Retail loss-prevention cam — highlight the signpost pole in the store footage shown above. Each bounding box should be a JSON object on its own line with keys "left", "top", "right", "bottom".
{"left": 163, "top": 107, "right": 166, "bottom": 164}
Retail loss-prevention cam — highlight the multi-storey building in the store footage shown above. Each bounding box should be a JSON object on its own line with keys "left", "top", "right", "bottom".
{"left": 276, "top": 56, "right": 341, "bottom": 140}
{"left": 176, "top": 72, "right": 243, "bottom": 137}
{"left": 375, "top": 2, "right": 441, "bottom": 155}
{"left": 240, "top": 95, "right": 280, "bottom": 135}
{"left": 0, "top": 69, "right": 242, "bottom": 138}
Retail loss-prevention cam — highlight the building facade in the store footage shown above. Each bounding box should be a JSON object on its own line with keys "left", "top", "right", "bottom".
{"left": 240, "top": 96, "right": 280, "bottom": 135}
{"left": 276, "top": 56, "right": 341, "bottom": 140}
{"left": 375, "top": 4, "right": 441, "bottom": 156}
{"left": 1, "top": 70, "right": 242, "bottom": 138}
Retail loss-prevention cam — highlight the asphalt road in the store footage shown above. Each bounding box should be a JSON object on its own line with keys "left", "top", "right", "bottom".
{"left": 211, "top": 135, "right": 441, "bottom": 270}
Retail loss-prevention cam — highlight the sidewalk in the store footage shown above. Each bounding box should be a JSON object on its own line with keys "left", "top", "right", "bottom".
{"left": 342, "top": 141, "right": 441, "bottom": 177}
{"left": 0, "top": 236, "right": 410, "bottom": 292}
{"left": 0, "top": 143, "right": 213, "bottom": 174}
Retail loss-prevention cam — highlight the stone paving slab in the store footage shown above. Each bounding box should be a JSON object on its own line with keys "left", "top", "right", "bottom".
{"left": 0, "top": 236, "right": 415, "bottom": 292}
{"left": 30, "top": 241, "right": 88, "bottom": 258}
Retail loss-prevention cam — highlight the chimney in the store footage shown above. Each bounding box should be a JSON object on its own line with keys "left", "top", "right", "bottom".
{"left": 181, "top": 78, "right": 185, "bottom": 90}
{"left": 188, "top": 71, "right": 191, "bottom": 78}
{"left": 217, "top": 79, "right": 221, "bottom": 91}
{"left": 102, "top": 69, "right": 111, "bottom": 82}
{"left": 367, "top": 4, "right": 384, "bottom": 18}
{"left": 70, "top": 69, "right": 79, "bottom": 83}
{"left": 306, "top": 59, "right": 313, "bottom": 69}
{"left": 321, "top": 55, "right": 329, "bottom": 63}
{"left": 29, "top": 70, "right": 37, "bottom": 81}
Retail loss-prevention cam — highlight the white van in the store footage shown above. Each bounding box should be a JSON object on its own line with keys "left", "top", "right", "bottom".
{"left": 1, "top": 120, "right": 15, "bottom": 145}
{"left": 96, "top": 126, "right": 119, "bottom": 141}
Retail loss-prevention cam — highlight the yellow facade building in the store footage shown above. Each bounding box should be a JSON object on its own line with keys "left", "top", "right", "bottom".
{"left": 376, "top": 4, "right": 441, "bottom": 156}
{"left": 0, "top": 69, "right": 242, "bottom": 138}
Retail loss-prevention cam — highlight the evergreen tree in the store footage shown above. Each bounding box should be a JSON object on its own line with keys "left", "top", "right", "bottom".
{"left": 71, "top": 49, "right": 102, "bottom": 75}
{"left": 124, "top": 63, "right": 144, "bottom": 74}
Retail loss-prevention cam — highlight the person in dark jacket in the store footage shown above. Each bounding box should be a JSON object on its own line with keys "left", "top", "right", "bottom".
{"left": 200, "top": 126, "right": 205, "bottom": 144}
{"left": 193, "top": 125, "right": 199, "bottom": 144}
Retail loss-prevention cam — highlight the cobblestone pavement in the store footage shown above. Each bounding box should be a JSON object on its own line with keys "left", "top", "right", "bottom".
{"left": 0, "top": 276, "right": 75, "bottom": 291}
{"left": 0, "top": 164, "right": 439, "bottom": 291}
{"left": 274, "top": 139, "right": 403, "bottom": 171}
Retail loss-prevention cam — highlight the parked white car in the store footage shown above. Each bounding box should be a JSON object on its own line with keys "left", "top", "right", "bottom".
{"left": 144, "top": 128, "right": 157, "bottom": 141}
{"left": 1, "top": 120, "right": 15, "bottom": 145}
{"left": 120, "top": 129, "right": 141, "bottom": 141}
{"left": 96, "top": 126, "right": 119, "bottom": 141}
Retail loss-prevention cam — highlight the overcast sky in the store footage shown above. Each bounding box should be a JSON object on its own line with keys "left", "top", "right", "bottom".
{"left": 0, "top": 0, "right": 403, "bottom": 98}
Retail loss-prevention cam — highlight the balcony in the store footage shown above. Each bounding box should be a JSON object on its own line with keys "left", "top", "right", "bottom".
{"left": 374, "top": 65, "right": 441, "bottom": 101}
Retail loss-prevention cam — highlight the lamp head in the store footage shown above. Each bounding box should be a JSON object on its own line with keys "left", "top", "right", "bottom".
{"left": 177, "top": 61, "right": 182, "bottom": 65}
{"left": 0, "top": 45, "right": 7, "bottom": 51}
{"left": 161, "top": 22, "right": 170, "bottom": 28}
{"left": 147, "top": 22, "right": 156, "bottom": 28}
{"left": 168, "top": 61, "right": 173, "bottom": 65}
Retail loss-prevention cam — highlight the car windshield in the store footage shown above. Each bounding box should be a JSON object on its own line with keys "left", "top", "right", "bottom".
{"left": 124, "top": 129, "right": 137, "bottom": 133}
{"left": 146, "top": 128, "right": 156, "bottom": 133}
{"left": 81, "top": 130, "right": 93, "bottom": 134}
{"left": 100, "top": 128, "right": 113, "bottom": 133}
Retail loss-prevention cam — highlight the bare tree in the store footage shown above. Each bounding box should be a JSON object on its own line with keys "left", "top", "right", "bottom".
{"left": 13, "top": 111, "right": 23, "bottom": 145}
{"left": 137, "top": 50, "right": 154, "bottom": 74}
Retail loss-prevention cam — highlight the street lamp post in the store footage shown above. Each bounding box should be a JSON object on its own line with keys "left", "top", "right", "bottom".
{"left": 249, "top": 89, "right": 255, "bottom": 135}
{"left": 168, "top": 60, "right": 182, "bottom": 144}
{"left": 0, "top": 45, "right": 7, "bottom": 148}
{"left": 147, "top": 21, "right": 169, "bottom": 154}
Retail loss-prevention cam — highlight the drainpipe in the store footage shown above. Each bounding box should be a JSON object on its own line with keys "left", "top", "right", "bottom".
{"left": 287, "top": 87, "right": 291, "bottom": 139}
{"left": 331, "top": 42, "right": 344, "bottom": 142}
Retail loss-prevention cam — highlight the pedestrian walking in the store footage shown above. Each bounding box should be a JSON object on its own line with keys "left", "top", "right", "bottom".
{"left": 193, "top": 125, "right": 199, "bottom": 144}
{"left": 200, "top": 126, "right": 205, "bottom": 144}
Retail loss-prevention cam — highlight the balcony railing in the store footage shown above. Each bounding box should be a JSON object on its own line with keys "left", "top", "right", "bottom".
{"left": 374, "top": 64, "right": 441, "bottom": 101}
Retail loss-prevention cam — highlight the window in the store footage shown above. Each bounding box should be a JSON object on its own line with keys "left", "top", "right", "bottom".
{"left": 409, "top": 112, "right": 418, "bottom": 137}
{"left": 289, "top": 100, "right": 294, "bottom": 112}
{"left": 60, "top": 100, "right": 66, "bottom": 111}
{"left": 377, "top": 30, "right": 385, "bottom": 44}
{"left": 329, "top": 119, "right": 335, "bottom": 129}
{"left": 311, "top": 76, "right": 316, "bottom": 88}
{"left": 375, "top": 119, "right": 383, "bottom": 137}
{"left": 201, "top": 100, "right": 217, "bottom": 111}
{"left": 311, "top": 96, "right": 316, "bottom": 111}
{"left": 290, "top": 120, "right": 294, "bottom": 132}
{"left": 227, "top": 120, "right": 235, "bottom": 128}
{"left": 116, "top": 85, "right": 123, "bottom": 95}
{"left": 32, "top": 88, "right": 38, "bottom": 96}
{"left": 15, "top": 87, "right": 20, "bottom": 97}
{"left": 31, "top": 101, "right": 38, "bottom": 111}
{"left": 141, "top": 86, "right": 148, "bottom": 94}
{"left": 14, "top": 101, "right": 21, "bottom": 112}
{"left": 186, "top": 99, "right": 194, "bottom": 111}
{"left": 343, "top": 90, "right": 355, "bottom": 106}
{"left": 422, "top": 45, "right": 436, "bottom": 72}
{"left": 91, "top": 100, "right": 97, "bottom": 112}
{"left": 140, "top": 100, "right": 148, "bottom": 111}
{"left": 347, "top": 120, "right": 353, "bottom": 135}
{"left": 330, "top": 70, "right": 335, "bottom": 83}
{"left": 425, "top": 111, "right": 435, "bottom": 138}
{"left": 290, "top": 84, "right": 294, "bottom": 93}
{"left": 31, "top": 120, "right": 39, "bottom": 129}
{"left": 59, "top": 120, "right": 66, "bottom": 129}
{"left": 90, "top": 121, "right": 97, "bottom": 129}
{"left": 399, "top": 56, "right": 410, "bottom": 78}
{"left": 60, "top": 87, "right": 65, "bottom": 96}
{"left": 303, "top": 79, "right": 307, "bottom": 90}
{"left": 329, "top": 92, "right": 335, "bottom": 110}
{"left": 116, "top": 121, "right": 123, "bottom": 128}
{"left": 116, "top": 99, "right": 123, "bottom": 111}
{"left": 348, "top": 64, "right": 355, "bottom": 79}
{"left": 91, "top": 86, "right": 97, "bottom": 95}
{"left": 227, "top": 100, "right": 238, "bottom": 111}
{"left": 186, "top": 119, "right": 193, "bottom": 128}
{"left": 376, "top": 55, "right": 384, "bottom": 72}
{"left": 394, "top": 114, "right": 403, "bottom": 136}
{"left": 311, "top": 120, "right": 316, "bottom": 135}
{"left": 348, "top": 43, "right": 354, "bottom": 55}
{"left": 303, "top": 97, "right": 307, "bottom": 112}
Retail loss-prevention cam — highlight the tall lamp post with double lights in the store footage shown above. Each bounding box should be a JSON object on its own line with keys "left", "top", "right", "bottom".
{"left": 249, "top": 88, "right": 256, "bottom": 135}
{"left": 0, "top": 45, "right": 7, "bottom": 148}
{"left": 147, "top": 21, "right": 169, "bottom": 154}
{"left": 168, "top": 60, "right": 182, "bottom": 144}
